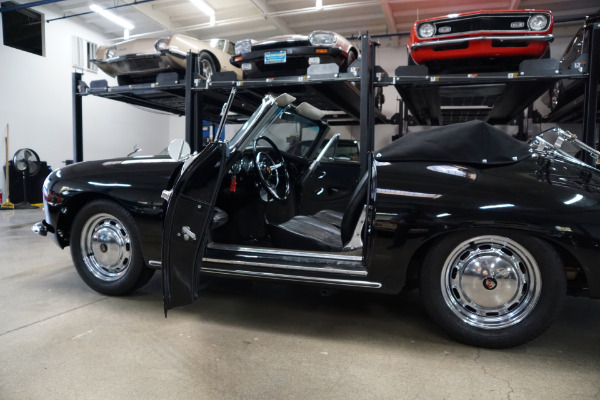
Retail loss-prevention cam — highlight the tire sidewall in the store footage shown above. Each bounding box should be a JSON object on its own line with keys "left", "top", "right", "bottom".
{"left": 70, "top": 199, "right": 147, "bottom": 296}
{"left": 420, "top": 229, "right": 566, "bottom": 348}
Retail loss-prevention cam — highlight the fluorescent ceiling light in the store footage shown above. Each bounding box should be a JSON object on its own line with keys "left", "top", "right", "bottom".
{"left": 89, "top": 4, "right": 134, "bottom": 30}
{"left": 189, "top": 0, "right": 215, "bottom": 17}
{"left": 316, "top": 0, "right": 323, "bottom": 9}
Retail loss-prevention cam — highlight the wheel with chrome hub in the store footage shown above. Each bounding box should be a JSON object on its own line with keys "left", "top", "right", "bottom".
{"left": 420, "top": 231, "right": 566, "bottom": 348}
{"left": 70, "top": 200, "right": 154, "bottom": 295}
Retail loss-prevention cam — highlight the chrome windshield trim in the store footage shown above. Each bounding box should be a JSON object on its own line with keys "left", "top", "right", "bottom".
{"left": 411, "top": 34, "right": 553, "bottom": 50}
{"left": 207, "top": 242, "right": 363, "bottom": 261}
{"left": 202, "top": 257, "right": 367, "bottom": 276}
{"left": 201, "top": 267, "right": 380, "bottom": 287}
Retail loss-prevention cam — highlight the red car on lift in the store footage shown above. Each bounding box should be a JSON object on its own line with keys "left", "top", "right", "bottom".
{"left": 407, "top": 10, "right": 554, "bottom": 73}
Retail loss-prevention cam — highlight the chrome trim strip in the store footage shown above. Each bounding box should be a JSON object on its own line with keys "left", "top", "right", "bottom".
{"left": 148, "top": 260, "right": 162, "bottom": 267}
{"left": 201, "top": 267, "right": 381, "bottom": 288}
{"left": 411, "top": 34, "right": 553, "bottom": 50}
{"left": 207, "top": 242, "right": 362, "bottom": 261}
{"left": 202, "top": 257, "right": 367, "bottom": 276}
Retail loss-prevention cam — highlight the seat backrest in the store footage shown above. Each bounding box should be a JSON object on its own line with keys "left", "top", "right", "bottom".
{"left": 340, "top": 173, "right": 369, "bottom": 245}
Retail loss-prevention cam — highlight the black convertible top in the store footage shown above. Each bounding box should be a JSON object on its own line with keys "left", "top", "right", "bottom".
{"left": 375, "top": 120, "right": 531, "bottom": 165}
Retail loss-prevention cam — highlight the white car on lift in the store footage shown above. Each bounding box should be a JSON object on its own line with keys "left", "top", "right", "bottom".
{"left": 93, "top": 34, "right": 242, "bottom": 85}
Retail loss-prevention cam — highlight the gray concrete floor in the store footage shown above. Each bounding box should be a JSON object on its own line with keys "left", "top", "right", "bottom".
{"left": 1, "top": 209, "right": 599, "bottom": 400}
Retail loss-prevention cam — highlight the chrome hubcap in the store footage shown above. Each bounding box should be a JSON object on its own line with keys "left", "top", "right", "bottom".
{"left": 81, "top": 213, "right": 131, "bottom": 281}
{"left": 441, "top": 235, "right": 541, "bottom": 329}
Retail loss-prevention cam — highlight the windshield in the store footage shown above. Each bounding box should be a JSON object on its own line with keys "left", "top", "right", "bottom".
{"left": 228, "top": 96, "right": 329, "bottom": 158}
{"left": 249, "top": 109, "right": 325, "bottom": 154}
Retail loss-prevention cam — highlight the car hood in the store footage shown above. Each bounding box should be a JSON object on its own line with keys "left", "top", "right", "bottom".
{"left": 96, "top": 38, "right": 160, "bottom": 60}
{"left": 56, "top": 156, "right": 180, "bottom": 180}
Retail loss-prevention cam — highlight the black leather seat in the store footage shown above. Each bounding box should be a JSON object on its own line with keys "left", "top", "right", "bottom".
{"left": 269, "top": 174, "right": 368, "bottom": 252}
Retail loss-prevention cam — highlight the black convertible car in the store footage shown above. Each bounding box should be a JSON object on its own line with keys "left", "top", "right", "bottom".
{"left": 35, "top": 93, "right": 600, "bottom": 348}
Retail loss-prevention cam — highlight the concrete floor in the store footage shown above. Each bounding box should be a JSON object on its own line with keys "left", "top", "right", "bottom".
{"left": 1, "top": 209, "right": 599, "bottom": 400}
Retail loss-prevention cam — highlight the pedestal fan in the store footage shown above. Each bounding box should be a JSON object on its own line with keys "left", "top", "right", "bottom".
{"left": 13, "top": 148, "right": 41, "bottom": 209}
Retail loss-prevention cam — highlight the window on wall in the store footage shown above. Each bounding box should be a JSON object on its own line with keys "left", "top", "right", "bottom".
{"left": 1, "top": 1, "right": 45, "bottom": 56}
{"left": 72, "top": 36, "right": 98, "bottom": 72}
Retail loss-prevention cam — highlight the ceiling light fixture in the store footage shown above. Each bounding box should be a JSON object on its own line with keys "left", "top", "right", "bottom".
{"left": 89, "top": 4, "right": 134, "bottom": 30}
{"left": 316, "top": 0, "right": 323, "bottom": 9}
{"left": 189, "top": 0, "right": 216, "bottom": 25}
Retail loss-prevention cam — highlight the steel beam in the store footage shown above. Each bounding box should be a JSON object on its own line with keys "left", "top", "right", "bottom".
{"left": 0, "top": 0, "right": 64, "bottom": 13}
{"left": 72, "top": 72, "right": 83, "bottom": 162}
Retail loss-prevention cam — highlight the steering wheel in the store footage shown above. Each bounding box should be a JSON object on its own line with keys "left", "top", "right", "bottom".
{"left": 252, "top": 136, "right": 290, "bottom": 201}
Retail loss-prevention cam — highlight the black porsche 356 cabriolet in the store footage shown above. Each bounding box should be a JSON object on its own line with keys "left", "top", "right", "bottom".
{"left": 34, "top": 92, "right": 600, "bottom": 348}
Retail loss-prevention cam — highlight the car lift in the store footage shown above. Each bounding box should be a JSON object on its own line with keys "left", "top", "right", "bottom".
{"left": 72, "top": 28, "right": 600, "bottom": 165}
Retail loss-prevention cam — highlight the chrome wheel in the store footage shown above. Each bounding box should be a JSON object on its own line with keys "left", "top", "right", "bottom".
{"left": 200, "top": 60, "right": 213, "bottom": 79}
{"left": 198, "top": 54, "right": 216, "bottom": 80}
{"left": 80, "top": 213, "right": 132, "bottom": 282}
{"left": 440, "top": 235, "right": 542, "bottom": 330}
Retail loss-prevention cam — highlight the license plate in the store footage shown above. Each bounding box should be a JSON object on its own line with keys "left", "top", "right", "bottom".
{"left": 264, "top": 51, "right": 286, "bottom": 64}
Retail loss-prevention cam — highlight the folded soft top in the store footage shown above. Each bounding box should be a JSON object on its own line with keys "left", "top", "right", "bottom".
{"left": 375, "top": 120, "right": 531, "bottom": 165}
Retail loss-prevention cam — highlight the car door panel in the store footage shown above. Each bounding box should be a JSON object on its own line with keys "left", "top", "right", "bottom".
{"left": 162, "top": 144, "right": 227, "bottom": 311}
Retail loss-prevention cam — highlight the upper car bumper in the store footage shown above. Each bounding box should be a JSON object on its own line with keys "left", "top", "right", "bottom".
{"left": 92, "top": 53, "right": 177, "bottom": 77}
{"left": 231, "top": 46, "right": 347, "bottom": 77}
{"left": 410, "top": 34, "right": 554, "bottom": 50}
{"left": 410, "top": 35, "right": 552, "bottom": 64}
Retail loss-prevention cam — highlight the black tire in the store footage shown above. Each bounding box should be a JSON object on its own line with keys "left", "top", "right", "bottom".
{"left": 407, "top": 50, "right": 416, "bottom": 66}
{"left": 198, "top": 53, "right": 217, "bottom": 80}
{"left": 420, "top": 230, "right": 566, "bottom": 348}
{"left": 70, "top": 199, "right": 155, "bottom": 296}
{"left": 342, "top": 50, "right": 358, "bottom": 72}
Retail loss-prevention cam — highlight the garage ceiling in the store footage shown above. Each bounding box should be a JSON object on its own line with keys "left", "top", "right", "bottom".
{"left": 44, "top": 0, "right": 599, "bottom": 43}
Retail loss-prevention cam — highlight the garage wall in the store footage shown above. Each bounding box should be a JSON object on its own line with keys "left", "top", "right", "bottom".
{"left": 0, "top": 6, "right": 172, "bottom": 198}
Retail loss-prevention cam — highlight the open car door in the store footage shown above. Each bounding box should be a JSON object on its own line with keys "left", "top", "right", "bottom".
{"left": 162, "top": 143, "right": 228, "bottom": 313}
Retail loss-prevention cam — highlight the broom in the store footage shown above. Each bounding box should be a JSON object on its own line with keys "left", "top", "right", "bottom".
{"left": 1, "top": 124, "right": 15, "bottom": 209}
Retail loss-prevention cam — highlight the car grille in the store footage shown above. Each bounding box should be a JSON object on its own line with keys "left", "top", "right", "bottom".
{"left": 424, "top": 13, "right": 550, "bottom": 37}
{"left": 252, "top": 40, "right": 311, "bottom": 51}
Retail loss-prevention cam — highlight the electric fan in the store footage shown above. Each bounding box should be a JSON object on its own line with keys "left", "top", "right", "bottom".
{"left": 12, "top": 148, "right": 41, "bottom": 209}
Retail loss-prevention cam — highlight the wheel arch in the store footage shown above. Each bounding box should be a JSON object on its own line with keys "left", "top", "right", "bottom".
{"left": 199, "top": 50, "right": 220, "bottom": 72}
{"left": 56, "top": 192, "right": 125, "bottom": 247}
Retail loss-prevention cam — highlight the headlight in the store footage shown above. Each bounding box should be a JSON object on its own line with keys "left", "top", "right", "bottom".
{"left": 106, "top": 45, "right": 117, "bottom": 58}
{"left": 418, "top": 23, "right": 436, "bottom": 38}
{"left": 309, "top": 31, "right": 336, "bottom": 47}
{"left": 155, "top": 38, "right": 169, "bottom": 52}
{"left": 528, "top": 14, "right": 548, "bottom": 31}
{"left": 235, "top": 39, "right": 252, "bottom": 55}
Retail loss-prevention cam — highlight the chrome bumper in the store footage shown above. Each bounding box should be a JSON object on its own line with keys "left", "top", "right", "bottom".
{"left": 31, "top": 221, "right": 48, "bottom": 236}
{"left": 410, "top": 34, "right": 554, "bottom": 50}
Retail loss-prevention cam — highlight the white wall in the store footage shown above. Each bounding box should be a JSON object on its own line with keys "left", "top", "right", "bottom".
{"left": 0, "top": 5, "right": 172, "bottom": 198}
